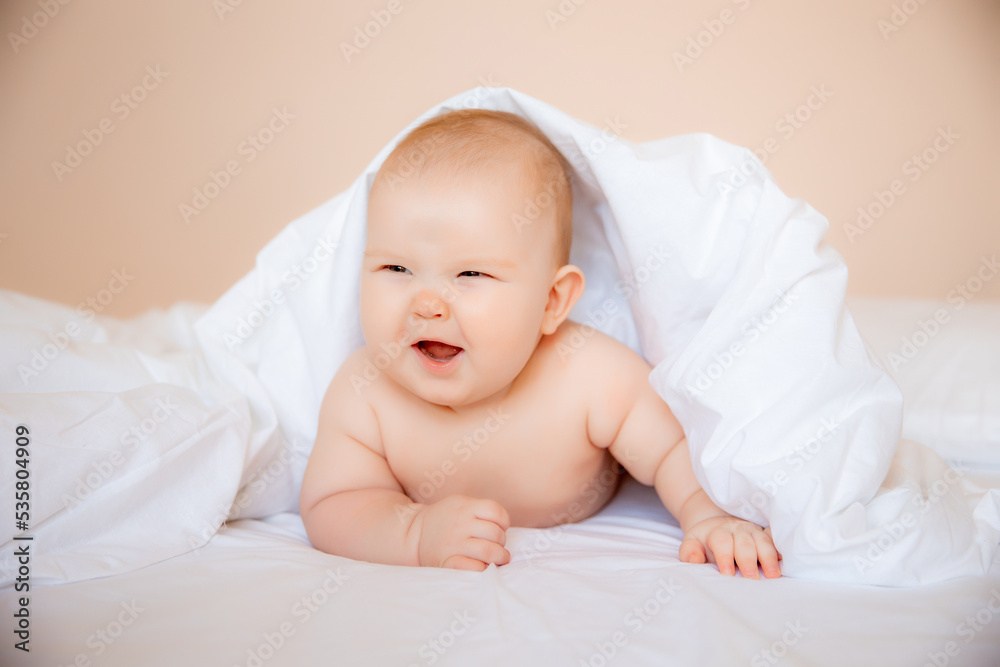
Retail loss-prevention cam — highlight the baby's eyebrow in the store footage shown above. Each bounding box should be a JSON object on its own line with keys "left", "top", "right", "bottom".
{"left": 460, "top": 256, "right": 517, "bottom": 269}
{"left": 363, "top": 249, "right": 516, "bottom": 270}
{"left": 362, "top": 249, "right": 407, "bottom": 262}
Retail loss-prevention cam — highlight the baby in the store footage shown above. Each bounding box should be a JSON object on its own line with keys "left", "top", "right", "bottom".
{"left": 299, "top": 109, "right": 781, "bottom": 578}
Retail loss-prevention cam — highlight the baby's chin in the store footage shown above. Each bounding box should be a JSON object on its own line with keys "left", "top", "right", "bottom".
{"left": 408, "top": 383, "right": 494, "bottom": 410}
{"left": 397, "top": 370, "right": 510, "bottom": 411}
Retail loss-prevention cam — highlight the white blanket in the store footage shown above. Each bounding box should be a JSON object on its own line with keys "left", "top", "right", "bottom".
{"left": 2, "top": 87, "right": 997, "bottom": 586}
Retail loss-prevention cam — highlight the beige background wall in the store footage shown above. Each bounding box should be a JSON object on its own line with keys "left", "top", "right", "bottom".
{"left": 1, "top": 0, "right": 997, "bottom": 317}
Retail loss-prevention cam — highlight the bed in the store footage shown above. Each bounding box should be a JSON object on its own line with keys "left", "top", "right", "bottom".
{"left": 3, "top": 88, "right": 999, "bottom": 666}
{"left": 2, "top": 295, "right": 999, "bottom": 666}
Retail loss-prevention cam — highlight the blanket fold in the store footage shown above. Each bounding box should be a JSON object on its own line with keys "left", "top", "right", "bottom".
{"left": 2, "top": 87, "right": 996, "bottom": 586}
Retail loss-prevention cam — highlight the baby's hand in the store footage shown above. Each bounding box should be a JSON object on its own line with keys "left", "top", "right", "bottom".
{"left": 679, "top": 516, "right": 782, "bottom": 579}
{"left": 414, "top": 495, "right": 511, "bottom": 571}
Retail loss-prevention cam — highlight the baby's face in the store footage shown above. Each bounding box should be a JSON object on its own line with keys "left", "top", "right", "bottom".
{"left": 361, "top": 167, "right": 559, "bottom": 409}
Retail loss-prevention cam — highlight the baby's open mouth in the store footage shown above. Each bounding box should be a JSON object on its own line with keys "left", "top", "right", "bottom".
{"left": 415, "top": 340, "right": 463, "bottom": 362}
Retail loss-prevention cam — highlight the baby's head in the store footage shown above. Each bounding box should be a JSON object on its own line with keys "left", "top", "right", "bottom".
{"left": 361, "top": 109, "right": 585, "bottom": 409}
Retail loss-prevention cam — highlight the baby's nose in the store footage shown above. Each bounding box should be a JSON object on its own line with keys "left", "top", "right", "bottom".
{"left": 412, "top": 290, "right": 448, "bottom": 319}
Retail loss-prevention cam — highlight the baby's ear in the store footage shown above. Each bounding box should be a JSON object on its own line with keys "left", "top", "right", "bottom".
{"left": 540, "top": 265, "right": 585, "bottom": 335}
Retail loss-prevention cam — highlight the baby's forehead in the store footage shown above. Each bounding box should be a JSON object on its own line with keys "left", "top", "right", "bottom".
{"left": 390, "top": 135, "right": 537, "bottom": 182}
{"left": 369, "top": 110, "right": 571, "bottom": 264}
{"left": 366, "top": 165, "right": 557, "bottom": 256}
{"left": 371, "top": 155, "right": 547, "bottom": 222}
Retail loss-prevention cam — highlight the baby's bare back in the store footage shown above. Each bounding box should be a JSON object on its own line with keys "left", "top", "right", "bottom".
{"left": 370, "top": 321, "right": 623, "bottom": 528}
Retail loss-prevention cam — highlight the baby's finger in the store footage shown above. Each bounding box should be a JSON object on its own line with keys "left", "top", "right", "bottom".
{"left": 678, "top": 537, "right": 706, "bottom": 564}
{"left": 468, "top": 518, "right": 508, "bottom": 547}
{"left": 472, "top": 498, "right": 511, "bottom": 531}
{"left": 753, "top": 529, "right": 782, "bottom": 578}
{"left": 733, "top": 530, "right": 761, "bottom": 580}
{"left": 763, "top": 527, "right": 783, "bottom": 561}
{"left": 706, "top": 532, "right": 737, "bottom": 576}
{"left": 464, "top": 537, "right": 510, "bottom": 567}
{"left": 440, "top": 554, "right": 489, "bottom": 572}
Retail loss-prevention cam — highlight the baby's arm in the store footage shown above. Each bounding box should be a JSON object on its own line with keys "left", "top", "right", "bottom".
{"left": 589, "top": 343, "right": 781, "bottom": 578}
{"left": 299, "top": 350, "right": 510, "bottom": 571}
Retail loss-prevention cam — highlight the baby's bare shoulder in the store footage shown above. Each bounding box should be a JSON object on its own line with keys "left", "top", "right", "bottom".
{"left": 542, "top": 320, "right": 656, "bottom": 448}
{"left": 545, "top": 320, "right": 651, "bottom": 379}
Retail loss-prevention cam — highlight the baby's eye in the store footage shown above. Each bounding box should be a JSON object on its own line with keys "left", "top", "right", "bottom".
{"left": 383, "top": 265, "right": 410, "bottom": 274}
{"left": 458, "top": 270, "right": 485, "bottom": 278}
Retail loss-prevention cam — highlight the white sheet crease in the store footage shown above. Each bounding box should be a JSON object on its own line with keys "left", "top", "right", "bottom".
{"left": 2, "top": 87, "right": 997, "bottom": 586}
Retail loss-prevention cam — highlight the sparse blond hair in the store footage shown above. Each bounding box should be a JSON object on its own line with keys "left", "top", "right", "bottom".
{"left": 372, "top": 109, "right": 573, "bottom": 266}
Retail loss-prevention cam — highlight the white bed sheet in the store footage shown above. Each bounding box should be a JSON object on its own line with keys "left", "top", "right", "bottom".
{"left": 2, "top": 283, "right": 999, "bottom": 664}
{"left": 181, "top": 86, "right": 997, "bottom": 586}
{"left": 4, "top": 89, "right": 998, "bottom": 593}
{"left": 4, "top": 474, "right": 1000, "bottom": 667}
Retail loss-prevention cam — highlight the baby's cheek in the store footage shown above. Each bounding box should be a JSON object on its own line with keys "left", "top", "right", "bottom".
{"left": 500, "top": 318, "right": 543, "bottom": 369}
{"left": 363, "top": 293, "right": 401, "bottom": 335}
{"left": 358, "top": 289, "right": 383, "bottom": 335}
